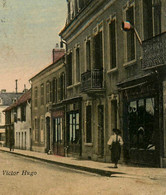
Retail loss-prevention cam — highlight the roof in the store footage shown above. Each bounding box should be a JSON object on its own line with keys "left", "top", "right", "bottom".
{"left": 0, "top": 92, "right": 23, "bottom": 106}
{"left": 30, "top": 52, "right": 64, "bottom": 81}
{"left": 3, "top": 89, "right": 31, "bottom": 112}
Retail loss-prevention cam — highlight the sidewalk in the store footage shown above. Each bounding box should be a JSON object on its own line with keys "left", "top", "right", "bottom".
{"left": 0, "top": 147, "right": 166, "bottom": 180}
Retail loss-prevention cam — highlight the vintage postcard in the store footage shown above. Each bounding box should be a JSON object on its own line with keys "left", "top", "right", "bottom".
{"left": 0, "top": 0, "right": 166, "bottom": 194}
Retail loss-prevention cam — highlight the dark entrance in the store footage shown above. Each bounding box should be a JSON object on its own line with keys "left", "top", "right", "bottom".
{"left": 46, "top": 117, "right": 50, "bottom": 152}
{"left": 124, "top": 95, "right": 160, "bottom": 166}
{"left": 53, "top": 117, "right": 64, "bottom": 156}
{"left": 98, "top": 105, "right": 104, "bottom": 157}
{"left": 66, "top": 111, "right": 81, "bottom": 156}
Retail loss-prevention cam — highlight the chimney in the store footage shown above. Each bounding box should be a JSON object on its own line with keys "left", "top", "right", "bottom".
{"left": 52, "top": 44, "right": 65, "bottom": 63}
{"left": 15, "top": 79, "right": 18, "bottom": 94}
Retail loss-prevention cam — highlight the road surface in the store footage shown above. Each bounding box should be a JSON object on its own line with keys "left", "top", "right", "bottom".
{"left": 0, "top": 151, "right": 166, "bottom": 195}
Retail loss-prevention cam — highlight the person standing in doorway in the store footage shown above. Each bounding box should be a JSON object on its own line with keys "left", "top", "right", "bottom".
{"left": 107, "top": 128, "right": 123, "bottom": 168}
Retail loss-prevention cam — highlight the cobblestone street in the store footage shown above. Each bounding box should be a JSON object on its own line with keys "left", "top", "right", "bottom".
{"left": 1, "top": 151, "right": 166, "bottom": 195}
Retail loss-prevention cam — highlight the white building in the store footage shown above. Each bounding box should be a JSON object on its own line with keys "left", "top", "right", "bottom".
{"left": 4, "top": 90, "right": 31, "bottom": 150}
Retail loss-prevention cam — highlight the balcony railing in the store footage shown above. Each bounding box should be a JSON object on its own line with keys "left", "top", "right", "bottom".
{"left": 81, "top": 69, "right": 104, "bottom": 93}
{"left": 142, "top": 32, "right": 166, "bottom": 70}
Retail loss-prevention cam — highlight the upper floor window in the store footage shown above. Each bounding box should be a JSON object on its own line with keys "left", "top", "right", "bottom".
{"left": 21, "top": 105, "right": 26, "bottom": 122}
{"left": 143, "top": 0, "right": 161, "bottom": 40}
{"left": 66, "top": 52, "right": 72, "bottom": 86}
{"left": 59, "top": 73, "right": 65, "bottom": 101}
{"left": 52, "top": 78, "right": 57, "bottom": 103}
{"left": 34, "top": 87, "right": 38, "bottom": 108}
{"left": 126, "top": 5, "right": 135, "bottom": 62}
{"left": 94, "top": 31, "right": 103, "bottom": 69}
{"left": 40, "top": 84, "right": 44, "bottom": 105}
{"left": 46, "top": 81, "right": 51, "bottom": 104}
{"left": 86, "top": 40, "right": 91, "bottom": 71}
{"left": 76, "top": 47, "right": 80, "bottom": 82}
{"left": 109, "top": 19, "right": 117, "bottom": 69}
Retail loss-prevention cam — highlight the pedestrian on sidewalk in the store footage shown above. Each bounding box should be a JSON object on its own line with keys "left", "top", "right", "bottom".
{"left": 107, "top": 128, "right": 123, "bottom": 168}
{"left": 9, "top": 138, "right": 14, "bottom": 152}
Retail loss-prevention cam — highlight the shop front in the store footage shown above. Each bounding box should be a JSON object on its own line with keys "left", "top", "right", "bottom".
{"left": 119, "top": 77, "right": 162, "bottom": 167}
{"left": 52, "top": 109, "right": 65, "bottom": 156}
{"left": 65, "top": 97, "right": 82, "bottom": 157}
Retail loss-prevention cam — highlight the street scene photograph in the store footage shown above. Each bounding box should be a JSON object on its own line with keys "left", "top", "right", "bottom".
{"left": 0, "top": 0, "right": 166, "bottom": 194}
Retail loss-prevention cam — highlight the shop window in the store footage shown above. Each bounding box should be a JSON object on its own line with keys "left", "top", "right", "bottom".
{"left": 40, "top": 117, "right": 44, "bottom": 143}
{"left": 126, "top": 6, "right": 135, "bottom": 61}
{"left": 67, "top": 53, "right": 72, "bottom": 86}
{"left": 86, "top": 106, "right": 92, "bottom": 143}
{"left": 34, "top": 118, "right": 38, "bottom": 142}
{"left": 143, "top": 0, "right": 161, "bottom": 40}
{"left": 109, "top": 19, "right": 116, "bottom": 69}
{"left": 127, "top": 98, "right": 155, "bottom": 150}
{"left": 54, "top": 118, "right": 63, "bottom": 142}
{"left": 94, "top": 31, "right": 103, "bottom": 69}
{"left": 68, "top": 112, "right": 79, "bottom": 144}
{"left": 76, "top": 48, "right": 80, "bottom": 82}
{"left": 40, "top": 84, "right": 44, "bottom": 105}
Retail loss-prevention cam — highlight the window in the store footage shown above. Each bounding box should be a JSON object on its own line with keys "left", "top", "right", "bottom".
{"left": 0, "top": 98, "right": 2, "bottom": 105}
{"left": 109, "top": 19, "right": 116, "bottom": 69}
{"left": 143, "top": 0, "right": 161, "bottom": 40}
{"left": 54, "top": 118, "right": 63, "bottom": 143}
{"left": 126, "top": 6, "right": 135, "bottom": 61}
{"left": 46, "top": 82, "right": 50, "bottom": 103}
{"left": 67, "top": 53, "right": 72, "bottom": 86}
{"left": 40, "top": 84, "right": 44, "bottom": 105}
{"left": 52, "top": 78, "right": 57, "bottom": 103}
{"left": 127, "top": 98, "right": 155, "bottom": 150}
{"left": 34, "top": 118, "right": 38, "bottom": 142}
{"left": 21, "top": 105, "right": 26, "bottom": 122}
{"left": 111, "top": 100, "right": 117, "bottom": 129}
{"left": 86, "top": 106, "right": 92, "bottom": 143}
{"left": 40, "top": 117, "right": 44, "bottom": 143}
{"left": 34, "top": 87, "right": 38, "bottom": 107}
{"left": 86, "top": 40, "right": 91, "bottom": 71}
{"left": 59, "top": 73, "right": 65, "bottom": 101}
{"left": 94, "top": 31, "right": 103, "bottom": 69}
{"left": 68, "top": 112, "right": 79, "bottom": 144}
{"left": 76, "top": 48, "right": 80, "bottom": 82}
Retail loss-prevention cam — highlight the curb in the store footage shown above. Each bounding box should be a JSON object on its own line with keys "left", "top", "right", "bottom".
{"left": 0, "top": 149, "right": 124, "bottom": 177}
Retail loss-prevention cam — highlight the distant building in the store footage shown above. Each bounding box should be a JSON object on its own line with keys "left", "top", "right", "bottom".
{"left": 4, "top": 90, "right": 31, "bottom": 150}
{"left": 30, "top": 48, "right": 65, "bottom": 154}
{"left": 0, "top": 89, "right": 23, "bottom": 147}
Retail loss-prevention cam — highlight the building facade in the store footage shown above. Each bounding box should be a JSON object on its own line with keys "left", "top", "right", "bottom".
{"left": 30, "top": 48, "right": 65, "bottom": 155}
{"left": 59, "top": 0, "right": 166, "bottom": 167}
{"left": 3, "top": 90, "right": 31, "bottom": 150}
{"left": 0, "top": 90, "right": 23, "bottom": 147}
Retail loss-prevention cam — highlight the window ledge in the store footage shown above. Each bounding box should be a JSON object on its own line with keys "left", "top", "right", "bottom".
{"left": 84, "top": 143, "right": 93, "bottom": 146}
{"left": 67, "top": 85, "right": 74, "bottom": 90}
{"left": 107, "top": 67, "right": 118, "bottom": 74}
{"left": 123, "top": 59, "right": 137, "bottom": 68}
{"left": 73, "top": 82, "right": 81, "bottom": 87}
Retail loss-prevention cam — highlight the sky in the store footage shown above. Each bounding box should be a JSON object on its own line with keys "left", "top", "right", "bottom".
{"left": 0, "top": 0, "right": 67, "bottom": 92}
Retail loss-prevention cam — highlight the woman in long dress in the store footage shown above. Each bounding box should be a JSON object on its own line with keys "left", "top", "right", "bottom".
{"left": 107, "top": 129, "right": 123, "bottom": 168}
